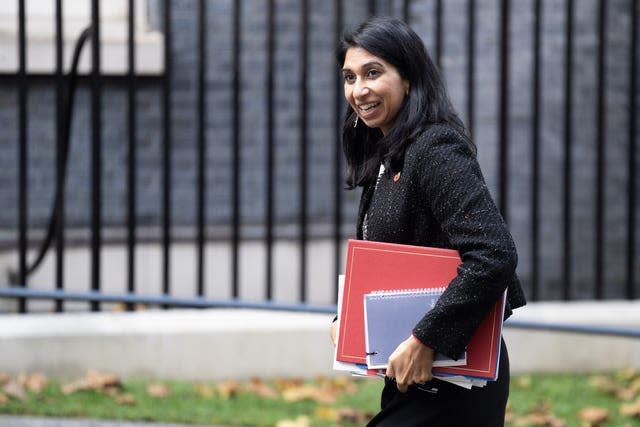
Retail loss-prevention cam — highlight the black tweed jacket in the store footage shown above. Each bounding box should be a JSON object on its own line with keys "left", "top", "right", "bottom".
{"left": 356, "top": 124, "right": 527, "bottom": 360}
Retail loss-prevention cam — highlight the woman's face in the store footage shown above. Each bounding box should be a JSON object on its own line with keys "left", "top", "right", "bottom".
{"left": 342, "top": 47, "right": 409, "bottom": 135}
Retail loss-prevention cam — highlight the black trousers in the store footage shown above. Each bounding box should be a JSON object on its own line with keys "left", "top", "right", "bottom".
{"left": 366, "top": 340, "right": 510, "bottom": 427}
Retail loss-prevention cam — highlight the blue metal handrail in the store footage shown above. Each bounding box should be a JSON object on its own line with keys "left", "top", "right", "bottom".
{"left": 504, "top": 319, "right": 640, "bottom": 338}
{"left": 0, "top": 287, "right": 336, "bottom": 314}
{"left": 1, "top": 286, "right": 639, "bottom": 339}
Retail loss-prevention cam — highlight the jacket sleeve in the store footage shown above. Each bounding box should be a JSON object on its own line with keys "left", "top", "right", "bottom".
{"left": 411, "top": 127, "right": 517, "bottom": 359}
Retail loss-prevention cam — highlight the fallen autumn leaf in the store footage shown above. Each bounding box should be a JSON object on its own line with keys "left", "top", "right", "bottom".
{"left": 19, "top": 373, "right": 49, "bottom": 394}
{"left": 275, "top": 415, "right": 310, "bottom": 427}
{"left": 147, "top": 383, "right": 171, "bottom": 398}
{"left": 576, "top": 407, "right": 610, "bottom": 427}
{"left": 282, "top": 384, "right": 336, "bottom": 404}
{"left": 194, "top": 383, "right": 214, "bottom": 398}
{"left": 61, "top": 370, "right": 123, "bottom": 395}
{"left": 216, "top": 380, "right": 242, "bottom": 399}
{"left": 0, "top": 374, "right": 10, "bottom": 386}
{"left": 620, "top": 397, "right": 640, "bottom": 418}
{"left": 3, "top": 380, "right": 27, "bottom": 401}
{"left": 246, "top": 378, "right": 279, "bottom": 399}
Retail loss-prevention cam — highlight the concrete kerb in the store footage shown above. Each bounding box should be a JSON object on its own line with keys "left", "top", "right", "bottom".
{"left": 0, "top": 301, "right": 639, "bottom": 382}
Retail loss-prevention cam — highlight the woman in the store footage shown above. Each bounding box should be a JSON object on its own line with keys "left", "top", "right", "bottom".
{"left": 330, "top": 16, "right": 527, "bottom": 427}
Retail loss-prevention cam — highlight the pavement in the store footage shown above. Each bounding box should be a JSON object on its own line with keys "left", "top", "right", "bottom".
{"left": 0, "top": 416, "right": 226, "bottom": 427}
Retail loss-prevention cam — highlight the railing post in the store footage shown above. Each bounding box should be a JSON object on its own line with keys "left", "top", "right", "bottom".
{"left": 466, "top": 0, "right": 475, "bottom": 137}
{"left": 333, "top": 0, "right": 344, "bottom": 304}
{"left": 17, "top": 0, "right": 28, "bottom": 314}
{"left": 530, "top": 0, "right": 542, "bottom": 301}
{"left": 126, "top": 0, "right": 138, "bottom": 311}
{"left": 90, "top": 0, "right": 103, "bottom": 312}
{"left": 563, "top": 0, "right": 574, "bottom": 301}
{"left": 594, "top": 0, "right": 607, "bottom": 299}
{"left": 162, "top": 0, "right": 173, "bottom": 307}
{"left": 498, "top": 0, "right": 511, "bottom": 222}
{"left": 54, "top": 0, "right": 65, "bottom": 313}
{"left": 628, "top": 0, "right": 638, "bottom": 300}
{"left": 299, "top": 0, "right": 309, "bottom": 303}
{"left": 232, "top": 0, "right": 242, "bottom": 299}
{"left": 196, "top": 0, "right": 208, "bottom": 299}
{"left": 265, "top": 0, "right": 275, "bottom": 301}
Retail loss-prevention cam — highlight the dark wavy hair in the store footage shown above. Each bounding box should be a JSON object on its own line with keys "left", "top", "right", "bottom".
{"left": 337, "top": 16, "right": 472, "bottom": 189}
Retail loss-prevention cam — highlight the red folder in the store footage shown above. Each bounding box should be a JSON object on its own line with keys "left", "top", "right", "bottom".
{"left": 335, "top": 239, "right": 506, "bottom": 381}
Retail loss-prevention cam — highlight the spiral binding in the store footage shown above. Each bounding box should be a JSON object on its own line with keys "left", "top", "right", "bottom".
{"left": 366, "top": 287, "right": 446, "bottom": 296}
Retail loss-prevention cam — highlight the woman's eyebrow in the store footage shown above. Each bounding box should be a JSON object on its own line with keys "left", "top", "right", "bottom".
{"left": 341, "top": 60, "right": 386, "bottom": 73}
{"left": 362, "top": 61, "right": 385, "bottom": 69}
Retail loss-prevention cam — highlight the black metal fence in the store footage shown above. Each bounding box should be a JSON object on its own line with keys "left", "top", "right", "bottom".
{"left": 1, "top": 0, "right": 638, "bottom": 313}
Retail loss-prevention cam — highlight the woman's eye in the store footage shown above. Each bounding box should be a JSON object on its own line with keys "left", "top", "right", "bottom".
{"left": 343, "top": 74, "right": 355, "bottom": 83}
{"left": 366, "top": 69, "right": 380, "bottom": 78}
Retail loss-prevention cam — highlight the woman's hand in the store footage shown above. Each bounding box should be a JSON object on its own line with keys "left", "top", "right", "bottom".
{"left": 329, "top": 320, "right": 338, "bottom": 346}
{"left": 386, "top": 335, "right": 435, "bottom": 392}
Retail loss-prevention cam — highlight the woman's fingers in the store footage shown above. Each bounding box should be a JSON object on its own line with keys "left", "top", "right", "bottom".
{"left": 329, "top": 321, "right": 338, "bottom": 346}
{"left": 396, "top": 379, "right": 409, "bottom": 393}
{"left": 387, "top": 335, "right": 435, "bottom": 393}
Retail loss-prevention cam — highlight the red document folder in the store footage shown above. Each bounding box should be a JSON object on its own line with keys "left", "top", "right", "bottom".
{"left": 335, "top": 239, "right": 506, "bottom": 381}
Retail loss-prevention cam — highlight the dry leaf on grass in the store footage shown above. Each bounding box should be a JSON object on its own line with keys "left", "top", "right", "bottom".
{"left": 62, "top": 370, "right": 123, "bottom": 395}
{"left": 510, "top": 412, "right": 566, "bottom": 427}
{"left": 216, "top": 380, "right": 243, "bottom": 399}
{"left": 246, "top": 378, "right": 279, "bottom": 399}
{"left": 314, "top": 406, "right": 338, "bottom": 421}
{"left": 3, "top": 380, "right": 27, "bottom": 401}
{"left": 317, "top": 376, "right": 358, "bottom": 396}
{"left": 622, "top": 378, "right": 640, "bottom": 400}
{"left": 514, "top": 375, "right": 533, "bottom": 389}
{"left": 275, "top": 415, "right": 311, "bottom": 427}
{"left": 508, "top": 401, "right": 566, "bottom": 427}
{"left": 620, "top": 398, "right": 640, "bottom": 418}
{"left": 113, "top": 393, "right": 137, "bottom": 405}
{"left": 576, "top": 407, "right": 610, "bottom": 427}
{"left": 616, "top": 387, "right": 638, "bottom": 401}
{"left": 590, "top": 372, "right": 640, "bottom": 402}
{"left": 335, "top": 407, "right": 373, "bottom": 424}
{"left": 588, "top": 375, "right": 619, "bottom": 396}
{"left": 0, "top": 393, "right": 8, "bottom": 405}
{"left": 616, "top": 368, "right": 640, "bottom": 383}
{"left": 0, "top": 374, "right": 11, "bottom": 386}
{"left": 19, "top": 373, "right": 49, "bottom": 393}
{"left": 273, "top": 378, "right": 304, "bottom": 392}
{"left": 147, "top": 383, "right": 171, "bottom": 398}
{"left": 194, "top": 383, "right": 214, "bottom": 398}
{"left": 282, "top": 384, "right": 336, "bottom": 404}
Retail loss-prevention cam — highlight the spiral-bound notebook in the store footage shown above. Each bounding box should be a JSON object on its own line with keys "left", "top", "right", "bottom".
{"left": 363, "top": 289, "right": 467, "bottom": 369}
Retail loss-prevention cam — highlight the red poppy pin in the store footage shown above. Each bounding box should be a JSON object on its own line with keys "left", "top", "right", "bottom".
{"left": 393, "top": 172, "right": 401, "bottom": 182}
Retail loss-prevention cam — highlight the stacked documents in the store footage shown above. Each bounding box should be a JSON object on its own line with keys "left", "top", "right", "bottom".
{"left": 332, "top": 240, "right": 507, "bottom": 389}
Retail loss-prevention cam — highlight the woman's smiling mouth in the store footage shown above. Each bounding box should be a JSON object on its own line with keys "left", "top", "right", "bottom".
{"left": 358, "top": 102, "right": 380, "bottom": 119}
{"left": 358, "top": 102, "right": 380, "bottom": 112}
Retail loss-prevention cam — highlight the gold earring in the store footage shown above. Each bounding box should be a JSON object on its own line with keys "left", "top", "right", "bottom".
{"left": 353, "top": 115, "right": 358, "bottom": 128}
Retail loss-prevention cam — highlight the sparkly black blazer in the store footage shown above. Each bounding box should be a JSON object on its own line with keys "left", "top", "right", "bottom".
{"left": 356, "top": 124, "right": 527, "bottom": 360}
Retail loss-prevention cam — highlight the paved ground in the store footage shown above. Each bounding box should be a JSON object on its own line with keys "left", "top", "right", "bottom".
{"left": 0, "top": 416, "right": 226, "bottom": 427}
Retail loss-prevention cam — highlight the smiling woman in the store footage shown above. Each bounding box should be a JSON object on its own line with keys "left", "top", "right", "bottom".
{"left": 341, "top": 48, "right": 409, "bottom": 136}
{"left": 330, "top": 16, "right": 526, "bottom": 427}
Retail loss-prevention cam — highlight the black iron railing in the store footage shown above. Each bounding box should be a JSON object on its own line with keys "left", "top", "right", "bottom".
{"left": 2, "top": 0, "right": 638, "bottom": 313}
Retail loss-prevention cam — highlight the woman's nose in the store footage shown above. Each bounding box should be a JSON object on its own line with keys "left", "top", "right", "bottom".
{"left": 353, "top": 78, "right": 369, "bottom": 98}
